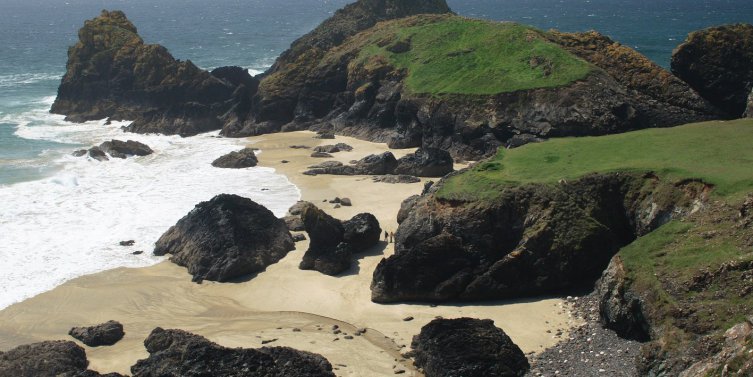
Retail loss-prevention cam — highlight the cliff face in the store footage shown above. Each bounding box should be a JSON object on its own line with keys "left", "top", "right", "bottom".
{"left": 671, "top": 23, "right": 753, "bottom": 117}
{"left": 371, "top": 173, "right": 708, "bottom": 302}
{"left": 225, "top": 12, "right": 721, "bottom": 160}
{"left": 51, "top": 10, "right": 255, "bottom": 136}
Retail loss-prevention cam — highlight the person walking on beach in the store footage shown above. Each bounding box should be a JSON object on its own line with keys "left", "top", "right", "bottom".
{"left": 384, "top": 230, "right": 389, "bottom": 242}
{"left": 389, "top": 231, "right": 395, "bottom": 243}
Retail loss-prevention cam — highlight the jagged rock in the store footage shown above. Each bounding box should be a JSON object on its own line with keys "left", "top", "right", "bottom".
{"left": 99, "top": 140, "right": 153, "bottom": 159}
{"left": 51, "top": 10, "right": 248, "bottom": 136}
{"left": 342, "top": 213, "right": 381, "bottom": 251}
{"left": 130, "top": 328, "right": 335, "bottom": 377}
{"left": 397, "top": 195, "right": 421, "bottom": 224}
{"left": 372, "top": 173, "right": 708, "bottom": 303}
{"left": 87, "top": 147, "right": 109, "bottom": 161}
{"left": 0, "top": 340, "right": 123, "bottom": 377}
{"left": 298, "top": 204, "right": 349, "bottom": 275}
{"left": 284, "top": 215, "right": 305, "bottom": 232}
{"left": 211, "top": 147, "right": 258, "bottom": 168}
{"left": 394, "top": 148, "right": 453, "bottom": 177}
{"left": 680, "top": 318, "right": 753, "bottom": 376}
{"left": 69, "top": 320, "right": 125, "bottom": 347}
{"left": 373, "top": 175, "right": 421, "bottom": 184}
{"left": 409, "top": 318, "right": 529, "bottom": 377}
{"left": 671, "top": 24, "right": 753, "bottom": 117}
{"left": 154, "top": 194, "right": 295, "bottom": 282}
{"left": 304, "top": 152, "right": 398, "bottom": 176}
{"left": 595, "top": 257, "right": 650, "bottom": 341}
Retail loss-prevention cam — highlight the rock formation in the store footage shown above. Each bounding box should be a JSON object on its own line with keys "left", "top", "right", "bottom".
{"left": 153, "top": 194, "right": 295, "bottom": 282}
{"left": 299, "top": 203, "right": 381, "bottom": 275}
{"left": 51, "top": 10, "right": 253, "bottom": 137}
{"left": 394, "top": 147, "right": 453, "bottom": 177}
{"left": 408, "top": 318, "right": 529, "bottom": 377}
{"left": 69, "top": 320, "right": 125, "bottom": 347}
{"left": 595, "top": 257, "right": 650, "bottom": 341}
{"left": 99, "top": 140, "right": 153, "bottom": 158}
{"left": 372, "top": 173, "right": 709, "bottom": 303}
{"left": 671, "top": 23, "right": 753, "bottom": 117}
{"left": 0, "top": 340, "right": 123, "bottom": 377}
{"left": 130, "top": 328, "right": 335, "bottom": 377}
{"left": 746, "top": 89, "right": 753, "bottom": 118}
{"left": 211, "top": 147, "right": 258, "bottom": 168}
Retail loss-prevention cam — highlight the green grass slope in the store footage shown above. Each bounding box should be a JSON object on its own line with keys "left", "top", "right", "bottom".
{"left": 355, "top": 16, "right": 593, "bottom": 95}
{"left": 438, "top": 119, "right": 753, "bottom": 201}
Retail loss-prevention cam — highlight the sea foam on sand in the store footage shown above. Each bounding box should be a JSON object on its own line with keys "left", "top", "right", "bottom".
{"left": 0, "top": 104, "right": 299, "bottom": 309}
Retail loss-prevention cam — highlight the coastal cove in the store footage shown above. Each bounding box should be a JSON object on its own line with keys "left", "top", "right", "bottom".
{"left": 0, "top": 131, "right": 577, "bottom": 376}
{"left": 2, "top": 0, "right": 753, "bottom": 375}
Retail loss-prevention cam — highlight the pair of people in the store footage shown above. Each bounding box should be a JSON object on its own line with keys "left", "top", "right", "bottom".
{"left": 384, "top": 230, "right": 395, "bottom": 243}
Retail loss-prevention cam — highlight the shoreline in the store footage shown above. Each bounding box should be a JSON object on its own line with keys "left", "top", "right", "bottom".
{"left": 0, "top": 131, "right": 579, "bottom": 376}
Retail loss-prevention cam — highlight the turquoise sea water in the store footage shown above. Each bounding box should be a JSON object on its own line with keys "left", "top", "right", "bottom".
{"left": 0, "top": 0, "right": 750, "bottom": 308}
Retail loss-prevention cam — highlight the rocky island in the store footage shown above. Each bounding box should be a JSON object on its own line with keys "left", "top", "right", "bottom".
{"left": 2, "top": 0, "right": 753, "bottom": 376}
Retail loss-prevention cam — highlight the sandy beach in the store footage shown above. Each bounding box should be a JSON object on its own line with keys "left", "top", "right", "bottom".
{"left": 0, "top": 131, "right": 578, "bottom": 376}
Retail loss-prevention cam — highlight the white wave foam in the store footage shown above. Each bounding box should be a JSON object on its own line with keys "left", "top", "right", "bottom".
{"left": 0, "top": 73, "right": 62, "bottom": 88}
{"left": 247, "top": 68, "right": 266, "bottom": 77}
{"left": 0, "top": 108, "right": 300, "bottom": 310}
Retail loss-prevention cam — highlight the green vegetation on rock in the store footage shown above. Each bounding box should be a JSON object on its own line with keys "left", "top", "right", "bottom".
{"left": 354, "top": 16, "right": 593, "bottom": 95}
{"left": 438, "top": 119, "right": 753, "bottom": 201}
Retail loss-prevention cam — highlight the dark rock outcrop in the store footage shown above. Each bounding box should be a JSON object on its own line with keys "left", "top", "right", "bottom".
{"left": 51, "top": 10, "right": 253, "bottom": 137}
{"left": 154, "top": 194, "right": 295, "bottom": 282}
{"left": 0, "top": 340, "right": 122, "bottom": 377}
{"left": 99, "top": 140, "right": 153, "bottom": 158}
{"left": 298, "top": 203, "right": 349, "bottom": 275}
{"left": 408, "top": 318, "right": 529, "bottom": 377}
{"left": 211, "top": 147, "right": 258, "bottom": 168}
{"left": 130, "top": 327, "right": 335, "bottom": 377}
{"left": 671, "top": 24, "right": 753, "bottom": 117}
{"left": 299, "top": 203, "right": 381, "bottom": 275}
{"left": 372, "top": 175, "right": 420, "bottom": 184}
{"left": 394, "top": 148, "right": 453, "bottom": 177}
{"left": 304, "top": 152, "right": 398, "bottom": 176}
{"left": 342, "top": 213, "right": 382, "bottom": 251}
{"left": 680, "top": 318, "right": 753, "bottom": 376}
{"left": 283, "top": 215, "right": 305, "bottom": 232}
{"left": 313, "top": 143, "right": 353, "bottom": 153}
{"left": 69, "top": 320, "right": 125, "bottom": 347}
{"left": 595, "top": 257, "right": 650, "bottom": 341}
{"left": 372, "top": 173, "right": 709, "bottom": 302}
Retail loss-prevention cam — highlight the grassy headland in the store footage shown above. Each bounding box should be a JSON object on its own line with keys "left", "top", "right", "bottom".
{"left": 353, "top": 15, "right": 593, "bottom": 95}
{"left": 438, "top": 119, "right": 753, "bottom": 201}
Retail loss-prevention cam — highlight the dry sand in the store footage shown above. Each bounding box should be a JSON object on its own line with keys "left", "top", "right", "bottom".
{"left": 0, "top": 131, "right": 578, "bottom": 376}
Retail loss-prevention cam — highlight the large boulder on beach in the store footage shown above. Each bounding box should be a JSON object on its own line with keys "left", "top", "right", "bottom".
{"left": 0, "top": 340, "right": 123, "bottom": 377}
{"left": 303, "top": 152, "right": 398, "bottom": 176}
{"left": 211, "top": 147, "right": 258, "bottom": 168}
{"left": 671, "top": 24, "right": 753, "bottom": 117}
{"left": 342, "top": 213, "right": 382, "bottom": 251}
{"left": 298, "top": 204, "right": 349, "bottom": 275}
{"left": 99, "top": 140, "right": 153, "bottom": 159}
{"left": 69, "top": 320, "right": 125, "bottom": 347}
{"left": 409, "top": 318, "right": 529, "bottom": 377}
{"left": 130, "top": 327, "right": 335, "bottom": 377}
{"left": 154, "top": 194, "right": 295, "bottom": 282}
{"left": 394, "top": 148, "right": 453, "bottom": 177}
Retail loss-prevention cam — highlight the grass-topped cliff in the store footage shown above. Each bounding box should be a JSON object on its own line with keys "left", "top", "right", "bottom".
{"left": 351, "top": 15, "right": 593, "bottom": 95}
{"left": 438, "top": 119, "right": 753, "bottom": 201}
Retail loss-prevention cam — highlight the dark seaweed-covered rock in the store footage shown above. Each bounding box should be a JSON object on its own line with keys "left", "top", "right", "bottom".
{"left": 372, "top": 173, "right": 707, "bottom": 303}
{"left": 671, "top": 23, "right": 753, "bottom": 117}
{"left": 342, "top": 213, "right": 381, "bottom": 251}
{"left": 211, "top": 147, "right": 258, "bottom": 168}
{"left": 51, "top": 10, "right": 249, "bottom": 136}
{"left": 87, "top": 147, "right": 109, "bottom": 161}
{"left": 99, "top": 140, "right": 153, "bottom": 159}
{"left": 409, "top": 318, "right": 529, "bottom": 377}
{"left": 394, "top": 148, "right": 453, "bottom": 177}
{"left": 130, "top": 327, "right": 335, "bottom": 377}
{"left": 69, "top": 320, "right": 125, "bottom": 347}
{"left": 153, "top": 194, "right": 295, "bottom": 282}
{"left": 0, "top": 340, "right": 123, "bottom": 377}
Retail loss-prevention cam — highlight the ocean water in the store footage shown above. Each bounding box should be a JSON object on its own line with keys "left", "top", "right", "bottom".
{"left": 0, "top": 0, "right": 751, "bottom": 309}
